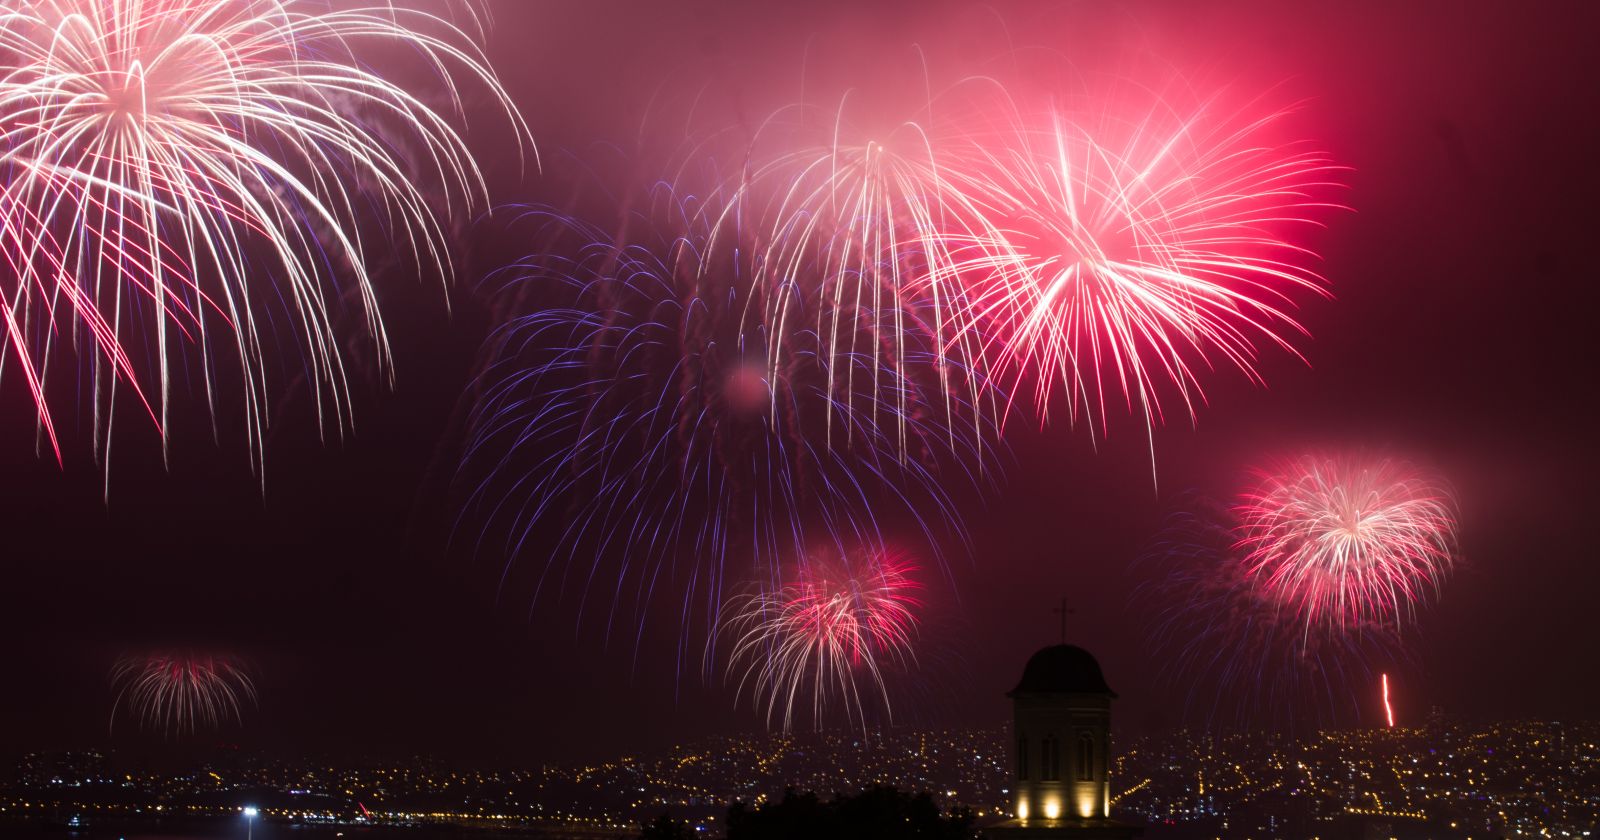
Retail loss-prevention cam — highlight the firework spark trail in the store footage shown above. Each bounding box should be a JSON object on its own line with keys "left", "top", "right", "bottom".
{"left": 722, "top": 550, "right": 920, "bottom": 732}
{"left": 933, "top": 99, "right": 1345, "bottom": 454}
{"left": 0, "top": 0, "right": 526, "bottom": 479}
{"left": 459, "top": 198, "right": 984, "bottom": 670}
{"left": 1381, "top": 672, "right": 1395, "bottom": 728}
{"left": 110, "top": 652, "right": 256, "bottom": 735}
{"left": 1236, "top": 455, "right": 1459, "bottom": 634}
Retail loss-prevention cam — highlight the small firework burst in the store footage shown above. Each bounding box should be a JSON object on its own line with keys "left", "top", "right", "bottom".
{"left": 110, "top": 652, "right": 256, "bottom": 735}
{"left": 722, "top": 550, "right": 921, "bottom": 731}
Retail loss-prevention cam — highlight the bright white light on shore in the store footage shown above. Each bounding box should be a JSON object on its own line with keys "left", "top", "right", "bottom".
{"left": 243, "top": 806, "right": 259, "bottom": 818}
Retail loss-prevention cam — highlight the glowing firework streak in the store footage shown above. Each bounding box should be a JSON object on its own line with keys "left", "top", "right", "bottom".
{"left": 110, "top": 653, "right": 256, "bottom": 735}
{"left": 1236, "top": 455, "right": 1459, "bottom": 633}
{"left": 1381, "top": 672, "right": 1395, "bottom": 727}
{"left": 0, "top": 0, "right": 525, "bottom": 472}
{"left": 944, "top": 101, "right": 1344, "bottom": 444}
{"left": 722, "top": 551, "right": 920, "bottom": 731}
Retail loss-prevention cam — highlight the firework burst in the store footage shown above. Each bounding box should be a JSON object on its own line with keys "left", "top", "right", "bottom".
{"left": 720, "top": 102, "right": 1006, "bottom": 455}
{"left": 110, "top": 652, "right": 256, "bottom": 735}
{"left": 944, "top": 98, "right": 1345, "bottom": 445}
{"left": 0, "top": 0, "right": 525, "bottom": 474}
{"left": 1236, "top": 455, "right": 1459, "bottom": 633}
{"left": 722, "top": 549, "right": 920, "bottom": 731}
{"left": 1138, "top": 496, "right": 1409, "bottom": 729}
{"left": 716, "top": 84, "right": 1346, "bottom": 458}
{"left": 459, "top": 197, "right": 981, "bottom": 660}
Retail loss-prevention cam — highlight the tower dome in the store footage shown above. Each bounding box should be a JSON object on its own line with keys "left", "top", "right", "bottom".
{"left": 1010, "top": 644, "right": 1117, "bottom": 697}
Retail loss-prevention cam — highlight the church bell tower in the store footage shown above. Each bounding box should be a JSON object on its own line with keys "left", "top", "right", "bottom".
{"left": 986, "top": 634, "right": 1140, "bottom": 838}
{"left": 1010, "top": 644, "right": 1114, "bottom": 821}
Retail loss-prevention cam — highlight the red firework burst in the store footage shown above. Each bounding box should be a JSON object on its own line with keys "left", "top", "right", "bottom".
{"left": 722, "top": 551, "right": 921, "bottom": 731}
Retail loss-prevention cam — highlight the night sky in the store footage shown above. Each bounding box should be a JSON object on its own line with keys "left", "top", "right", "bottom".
{"left": 1, "top": 1, "right": 1597, "bottom": 763}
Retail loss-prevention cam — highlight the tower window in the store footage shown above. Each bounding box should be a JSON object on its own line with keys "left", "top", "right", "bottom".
{"left": 1078, "top": 733, "right": 1095, "bottom": 781}
{"left": 1041, "top": 735, "right": 1059, "bottom": 781}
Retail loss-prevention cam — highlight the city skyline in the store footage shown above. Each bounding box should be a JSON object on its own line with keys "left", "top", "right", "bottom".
{"left": 5, "top": 715, "right": 1595, "bottom": 838}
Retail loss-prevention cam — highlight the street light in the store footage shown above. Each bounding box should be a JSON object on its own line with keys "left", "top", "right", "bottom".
{"left": 242, "top": 805, "right": 258, "bottom": 840}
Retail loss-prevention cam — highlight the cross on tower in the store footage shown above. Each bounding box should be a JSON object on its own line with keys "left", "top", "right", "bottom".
{"left": 1051, "top": 597, "right": 1074, "bottom": 644}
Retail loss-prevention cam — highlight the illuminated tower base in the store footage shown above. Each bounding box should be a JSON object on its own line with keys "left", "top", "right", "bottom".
{"left": 984, "top": 644, "right": 1141, "bottom": 840}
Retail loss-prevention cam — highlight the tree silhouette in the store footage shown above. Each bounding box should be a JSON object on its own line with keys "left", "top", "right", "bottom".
{"left": 639, "top": 812, "right": 696, "bottom": 840}
{"left": 725, "top": 787, "right": 975, "bottom": 840}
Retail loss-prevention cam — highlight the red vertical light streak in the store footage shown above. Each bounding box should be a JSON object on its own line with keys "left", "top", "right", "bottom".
{"left": 1381, "top": 673, "right": 1395, "bottom": 728}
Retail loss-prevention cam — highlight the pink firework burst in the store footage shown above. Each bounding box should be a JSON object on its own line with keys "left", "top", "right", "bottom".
{"left": 0, "top": 0, "right": 525, "bottom": 474}
{"left": 110, "top": 652, "right": 256, "bottom": 735}
{"left": 1236, "top": 455, "right": 1459, "bottom": 634}
{"left": 947, "top": 97, "right": 1346, "bottom": 444}
{"left": 722, "top": 551, "right": 921, "bottom": 731}
{"left": 1139, "top": 494, "right": 1414, "bottom": 730}
{"left": 710, "top": 98, "right": 1007, "bottom": 460}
